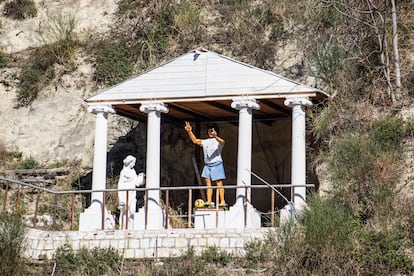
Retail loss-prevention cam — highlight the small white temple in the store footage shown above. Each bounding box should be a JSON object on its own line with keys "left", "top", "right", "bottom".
{"left": 79, "top": 48, "right": 329, "bottom": 231}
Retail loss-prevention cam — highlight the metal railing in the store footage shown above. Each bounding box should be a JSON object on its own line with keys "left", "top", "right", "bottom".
{"left": 0, "top": 175, "right": 314, "bottom": 231}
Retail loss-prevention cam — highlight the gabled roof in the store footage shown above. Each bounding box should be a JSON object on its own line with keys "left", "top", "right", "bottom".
{"left": 85, "top": 48, "right": 329, "bottom": 122}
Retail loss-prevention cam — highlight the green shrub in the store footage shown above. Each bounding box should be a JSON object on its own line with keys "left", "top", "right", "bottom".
{"left": 17, "top": 156, "right": 40, "bottom": 169}
{"left": 16, "top": 42, "right": 70, "bottom": 107}
{"left": 54, "top": 243, "right": 122, "bottom": 275}
{"left": 359, "top": 228, "right": 414, "bottom": 275}
{"left": 37, "top": 13, "right": 78, "bottom": 66}
{"left": 94, "top": 41, "right": 134, "bottom": 86}
{"left": 264, "top": 196, "right": 359, "bottom": 274}
{"left": 328, "top": 129, "right": 401, "bottom": 222}
{"left": 0, "top": 213, "right": 28, "bottom": 275}
{"left": 372, "top": 116, "right": 405, "bottom": 148}
{"left": 300, "top": 195, "right": 358, "bottom": 258}
{"left": 244, "top": 239, "right": 273, "bottom": 268}
{"left": 0, "top": 50, "right": 9, "bottom": 68}
{"left": 4, "top": 0, "right": 37, "bottom": 20}
{"left": 199, "top": 246, "right": 232, "bottom": 266}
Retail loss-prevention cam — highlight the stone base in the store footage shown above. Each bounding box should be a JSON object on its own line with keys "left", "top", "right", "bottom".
{"left": 79, "top": 205, "right": 115, "bottom": 231}
{"left": 194, "top": 202, "right": 261, "bottom": 229}
{"left": 132, "top": 205, "right": 165, "bottom": 230}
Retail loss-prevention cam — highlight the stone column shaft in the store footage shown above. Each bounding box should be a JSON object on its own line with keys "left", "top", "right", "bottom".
{"left": 89, "top": 104, "right": 115, "bottom": 208}
{"left": 231, "top": 97, "right": 260, "bottom": 204}
{"left": 139, "top": 101, "right": 168, "bottom": 229}
{"left": 284, "top": 97, "right": 312, "bottom": 209}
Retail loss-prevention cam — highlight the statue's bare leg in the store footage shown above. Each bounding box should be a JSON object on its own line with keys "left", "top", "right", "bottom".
{"left": 205, "top": 178, "right": 213, "bottom": 205}
{"left": 216, "top": 180, "right": 226, "bottom": 206}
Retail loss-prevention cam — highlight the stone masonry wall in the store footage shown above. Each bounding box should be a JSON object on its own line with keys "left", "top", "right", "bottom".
{"left": 25, "top": 228, "right": 270, "bottom": 260}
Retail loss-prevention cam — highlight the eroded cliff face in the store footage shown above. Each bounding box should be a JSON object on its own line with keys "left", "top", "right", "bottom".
{"left": 0, "top": 0, "right": 127, "bottom": 167}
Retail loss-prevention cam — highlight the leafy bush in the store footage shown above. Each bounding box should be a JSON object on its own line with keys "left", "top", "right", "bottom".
{"left": 199, "top": 246, "right": 232, "bottom": 265}
{"left": 54, "top": 243, "right": 122, "bottom": 275}
{"left": 16, "top": 39, "right": 77, "bottom": 107}
{"left": 93, "top": 41, "right": 134, "bottom": 86}
{"left": 0, "top": 213, "right": 28, "bottom": 275}
{"left": 17, "top": 156, "right": 40, "bottom": 169}
{"left": 259, "top": 196, "right": 359, "bottom": 274}
{"left": 359, "top": 229, "right": 414, "bottom": 275}
{"left": 0, "top": 50, "right": 9, "bottom": 68}
{"left": 328, "top": 125, "right": 402, "bottom": 222}
{"left": 372, "top": 116, "right": 405, "bottom": 148}
{"left": 3, "top": 0, "right": 37, "bottom": 20}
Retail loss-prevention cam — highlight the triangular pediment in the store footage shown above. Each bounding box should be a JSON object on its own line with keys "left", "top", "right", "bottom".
{"left": 86, "top": 49, "right": 328, "bottom": 104}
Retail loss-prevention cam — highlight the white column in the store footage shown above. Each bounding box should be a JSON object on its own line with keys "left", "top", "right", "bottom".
{"left": 139, "top": 101, "right": 168, "bottom": 229}
{"left": 79, "top": 104, "right": 115, "bottom": 231}
{"left": 89, "top": 105, "right": 115, "bottom": 207}
{"left": 231, "top": 97, "right": 260, "bottom": 205}
{"left": 284, "top": 97, "right": 312, "bottom": 210}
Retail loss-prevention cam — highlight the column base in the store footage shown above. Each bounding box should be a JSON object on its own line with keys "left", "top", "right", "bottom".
{"left": 279, "top": 201, "right": 307, "bottom": 225}
{"left": 79, "top": 204, "right": 115, "bottom": 231}
{"left": 194, "top": 202, "right": 261, "bottom": 229}
{"left": 132, "top": 205, "right": 165, "bottom": 230}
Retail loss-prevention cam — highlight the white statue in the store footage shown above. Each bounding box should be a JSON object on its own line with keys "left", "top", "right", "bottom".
{"left": 118, "top": 155, "right": 145, "bottom": 229}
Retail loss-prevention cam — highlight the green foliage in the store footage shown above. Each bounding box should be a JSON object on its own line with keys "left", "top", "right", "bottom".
{"left": 37, "top": 13, "right": 78, "bottom": 66}
{"left": 259, "top": 196, "right": 360, "bottom": 274}
{"left": 3, "top": 0, "right": 37, "bottom": 20}
{"left": 301, "top": 195, "right": 358, "bottom": 250}
{"left": 199, "top": 246, "right": 232, "bottom": 265}
{"left": 17, "top": 156, "right": 41, "bottom": 169}
{"left": 359, "top": 228, "right": 414, "bottom": 275}
{"left": 327, "top": 116, "right": 411, "bottom": 222}
{"left": 371, "top": 116, "right": 405, "bottom": 148}
{"left": 0, "top": 213, "right": 28, "bottom": 275}
{"left": 312, "top": 41, "right": 345, "bottom": 86}
{"left": 244, "top": 239, "right": 273, "bottom": 268}
{"left": 0, "top": 50, "right": 9, "bottom": 68}
{"left": 93, "top": 41, "right": 134, "bottom": 86}
{"left": 17, "top": 38, "right": 77, "bottom": 106}
{"left": 54, "top": 243, "right": 122, "bottom": 275}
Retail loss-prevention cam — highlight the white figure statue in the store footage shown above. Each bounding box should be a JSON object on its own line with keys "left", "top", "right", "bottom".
{"left": 118, "top": 155, "right": 145, "bottom": 229}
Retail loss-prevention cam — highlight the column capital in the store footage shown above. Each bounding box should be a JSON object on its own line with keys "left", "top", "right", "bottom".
{"left": 231, "top": 97, "right": 260, "bottom": 111}
{"left": 139, "top": 101, "right": 169, "bottom": 114}
{"left": 284, "top": 96, "right": 312, "bottom": 108}
{"left": 88, "top": 104, "right": 115, "bottom": 114}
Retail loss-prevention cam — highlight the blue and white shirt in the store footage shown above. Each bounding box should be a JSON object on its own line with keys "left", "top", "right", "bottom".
{"left": 201, "top": 138, "right": 223, "bottom": 164}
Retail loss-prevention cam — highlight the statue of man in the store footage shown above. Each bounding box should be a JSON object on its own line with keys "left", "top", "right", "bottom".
{"left": 184, "top": 121, "right": 226, "bottom": 207}
{"left": 118, "top": 155, "right": 145, "bottom": 229}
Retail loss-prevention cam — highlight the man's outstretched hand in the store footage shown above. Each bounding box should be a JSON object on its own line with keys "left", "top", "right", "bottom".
{"left": 184, "top": 121, "right": 192, "bottom": 132}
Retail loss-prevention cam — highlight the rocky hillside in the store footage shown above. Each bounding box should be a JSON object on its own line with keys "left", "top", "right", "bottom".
{"left": 0, "top": 0, "right": 413, "bottom": 200}
{"left": 0, "top": 0, "right": 129, "bottom": 167}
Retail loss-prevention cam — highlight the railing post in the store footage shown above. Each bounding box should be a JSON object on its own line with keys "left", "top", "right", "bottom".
{"left": 15, "top": 185, "right": 21, "bottom": 213}
{"left": 244, "top": 186, "right": 248, "bottom": 228}
{"left": 2, "top": 181, "right": 9, "bottom": 212}
{"left": 71, "top": 193, "right": 75, "bottom": 230}
{"left": 125, "top": 191, "right": 129, "bottom": 230}
{"left": 34, "top": 193, "right": 40, "bottom": 228}
{"left": 215, "top": 186, "right": 219, "bottom": 228}
{"left": 145, "top": 191, "right": 148, "bottom": 230}
{"left": 188, "top": 189, "right": 192, "bottom": 228}
{"left": 165, "top": 190, "right": 169, "bottom": 229}
{"left": 101, "top": 192, "right": 105, "bottom": 230}
{"left": 271, "top": 189, "right": 275, "bottom": 226}
{"left": 53, "top": 194, "right": 57, "bottom": 230}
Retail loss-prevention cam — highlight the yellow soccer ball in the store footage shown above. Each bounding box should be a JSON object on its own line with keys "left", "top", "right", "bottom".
{"left": 194, "top": 199, "right": 205, "bottom": 208}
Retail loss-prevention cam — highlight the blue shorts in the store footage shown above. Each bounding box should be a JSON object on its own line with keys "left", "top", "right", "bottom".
{"left": 201, "top": 161, "right": 226, "bottom": 181}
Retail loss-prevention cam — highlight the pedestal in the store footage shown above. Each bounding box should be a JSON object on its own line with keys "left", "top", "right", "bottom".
{"left": 79, "top": 205, "right": 115, "bottom": 231}
{"left": 194, "top": 203, "right": 261, "bottom": 229}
